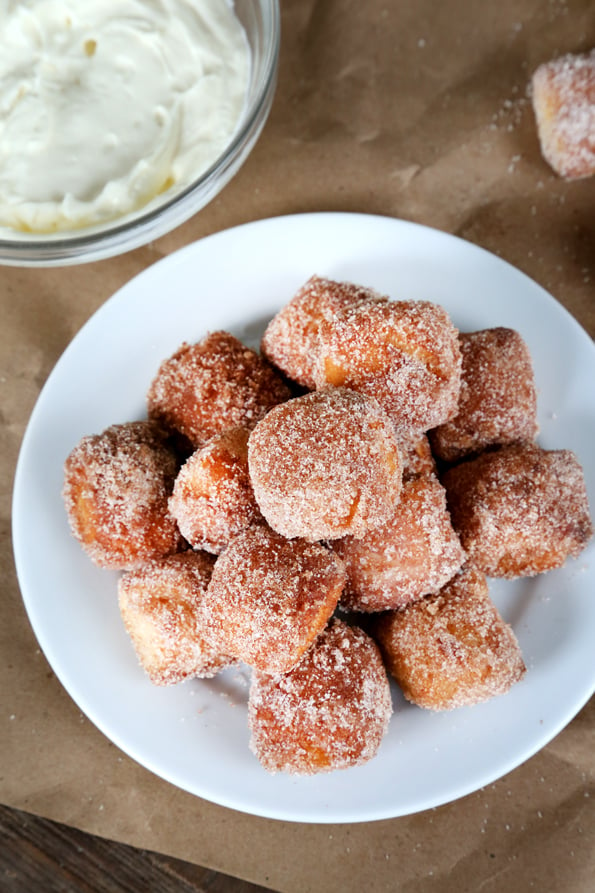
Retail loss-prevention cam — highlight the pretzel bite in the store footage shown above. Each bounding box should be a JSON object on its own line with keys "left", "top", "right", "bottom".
{"left": 248, "top": 387, "right": 402, "bottom": 541}
{"left": 374, "top": 564, "right": 526, "bottom": 710}
{"left": 261, "top": 275, "right": 386, "bottom": 389}
{"left": 442, "top": 443, "right": 593, "bottom": 577}
{"left": 531, "top": 49, "right": 595, "bottom": 180}
{"left": 430, "top": 328, "right": 538, "bottom": 463}
{"left": 202, "top": 524, "right": 346, "bottom": 674}
{"left": 147, "top": 331, "right": 291, "bottom": 448}
{"left": 400, "top": 433, "right": 437, "bottom": 481}
{"left": 63, "top": 421, "right": 182, "bottom": 570}
{"left": 118, "top": 552, "right": 231, "bottom": 685}
{"left": 169, "top": 426, "right": 261, "bottom": 554}
{"left": 248, "top": 617, "right": 392, "bottom": 774}
{"left": 334, "top": 475, "right": 465, "bottom": 612}
{"left": 313, "top": 300, "right": 462, "bottom": 439}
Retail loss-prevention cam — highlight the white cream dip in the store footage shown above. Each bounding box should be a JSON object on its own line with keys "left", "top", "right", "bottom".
{"left": 0, "top": 0, "right": 250, "bottom": 233}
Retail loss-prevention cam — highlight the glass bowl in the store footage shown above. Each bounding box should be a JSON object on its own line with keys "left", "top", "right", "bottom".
{"left": 0, "top": 0, "right": 280, "bottom": 267}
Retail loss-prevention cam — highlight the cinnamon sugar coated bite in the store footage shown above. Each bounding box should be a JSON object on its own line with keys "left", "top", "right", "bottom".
{"left": 313, "top": 299, "right": 462, "bottom": 439}
{"left": 430, "top": 328, "right": 538, "bottom": 463}
{"left": 261, "top": 275, "right": 387, "bottom": 389}
{"left": 147, "top": 331, "right": 291, "bottom": 448}
{"left": 169, "top": 426, "right": 261, "bottom": 554}
{"left": 333, "top": 475, "right": 466, "bottom": 612}
{"left": 118, "top": 552, "right": 231, "bottom": 686}
{"left": 531, "top": 49, "right": 595, "bottom": 180}
{"left": 374, "top": 564, "right": 526, "bottom": 711}
{"left": 63, "top": 421, "right": 182, "bottom": 570}
{"left": 248, "top": 618, "right": 392, "bottom": 774}
{"left": 442, "top": 443, "right": 593, "bottom": 578}
{"left": 248, "top": 387, "right": 402, "bottom": 541}
{"left": 202, "top": 524, "right": 346, "bottom": 674}
{"left": 399, "top": 434, "right": 437, "bottom": 481}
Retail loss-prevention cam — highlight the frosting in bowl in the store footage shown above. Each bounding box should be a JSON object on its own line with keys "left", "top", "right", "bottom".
{"left": 0, "top": 0, "right": 250, "bottom": 233}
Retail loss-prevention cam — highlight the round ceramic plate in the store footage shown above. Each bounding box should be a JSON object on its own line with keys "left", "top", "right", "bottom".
{"left": 12, "top": 213, "right": 595, "bottom": 823}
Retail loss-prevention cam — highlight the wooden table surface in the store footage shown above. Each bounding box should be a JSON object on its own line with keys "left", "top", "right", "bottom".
{"left": 0, "top": 804, "right": 273, "bottom": 893}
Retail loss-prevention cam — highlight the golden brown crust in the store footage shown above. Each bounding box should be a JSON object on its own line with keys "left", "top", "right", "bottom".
{"left": 261, "top": 275, "right": 387, "bottom": 389}
{"left": 202, "top": 524, "right": 346, "bottom": 674}
{"left": 248, "top": 387, "right": 402, "bottom": 542}
{"left": 334, "top": 475, "right": 465, "bottom": 612}
{"left": 399, "top": 433, "right": 437, "bottom": 481}
{"left": 430, "top": 328, "right": 538, "bottom": 463}
{"left": 118, "top": 551, "right": 231, "bottom": 685}
{"left": 248, "top": 618, "right": 392, "bottom": 774}
{"left": 374, "top": 564, "right": 526, "bottom": 710}
{"left": 312, "top": 299, "right": 462, "bottom": 439}
{"left": 63, "top": 421, "right": 182, "bottom": 570}
{"left": 147, "top": 331, "right": 291, "bottom": 448}
{"left": 532, "top": 50, "right": 595, "bottom": 180}
{"left": 442, "top": 443, "right": 593, "bottom": 577}
{"left": 169, "top": 426, "right": 261, "bottom": 554}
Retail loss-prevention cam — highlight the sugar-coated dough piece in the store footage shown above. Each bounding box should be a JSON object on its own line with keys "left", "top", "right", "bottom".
{"left": 442, "top": 443, "right": 593, "bottom": 578}
{"left": 430, "top": 328, "right": 538, "bottom": 463}
{"left": 203, "top": 524, "right": 346, "bottom": 674}
{"left": 118, "top": 552, "right": 231, "bottom": 685}
{"left": 399, "top": 433, "right": 437, "bottom": 481}
{"left": 248, "top": 618, "right": 392, "bottom": 774}
{"left": 248, "top": 387, "right": 402, "bottom": 541}
{"left": 334, "top": 475, "right": 465, "bottom": 612}
{"left": 147, "top": 331, "right": 291, "bottom": 448}
{"left": 169, "top": 427, "right": 261, "bottom": 554}
{"left": 531, "top": 49, "right": 595, "bottom": 180}
{"left": 261, "top": 275, "right": 386, "bottom": 389}
{"left": 374, "top": 564, "right": 526, "bottom": 710}
{"left": 313, "top": 300, "right": 462, "bottom": 439}
{"left": 63, "top": 421, "right": 182, "bottom": 570}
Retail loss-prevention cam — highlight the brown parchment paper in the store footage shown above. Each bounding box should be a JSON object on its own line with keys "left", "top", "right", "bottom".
{"left": 2, "top": 1, "right": 594, "bottom": 890}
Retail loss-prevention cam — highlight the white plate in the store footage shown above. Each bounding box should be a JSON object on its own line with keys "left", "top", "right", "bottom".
{"left": 12, "top": 213, "right": 595, "bottom": 823}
